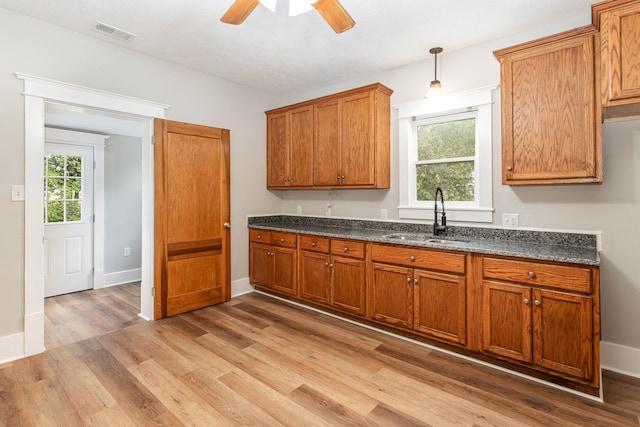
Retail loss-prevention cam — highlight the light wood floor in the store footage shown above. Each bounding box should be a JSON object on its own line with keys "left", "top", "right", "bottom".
{"left": 1, "top": 283, "right": 638, "bottom": 426}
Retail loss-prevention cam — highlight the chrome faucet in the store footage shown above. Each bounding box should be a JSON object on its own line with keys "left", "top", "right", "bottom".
{"left": 433, "top": 187, "right": 447, "bottom": 236}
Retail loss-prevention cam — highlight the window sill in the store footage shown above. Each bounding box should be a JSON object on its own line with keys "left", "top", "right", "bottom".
{"left": 398, "top": 206, "right": 494, "bottom": 223}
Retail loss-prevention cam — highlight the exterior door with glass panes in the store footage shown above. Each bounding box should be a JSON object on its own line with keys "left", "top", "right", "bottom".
{"left": 44, "top": 143, "right": 94, "bottom": 297}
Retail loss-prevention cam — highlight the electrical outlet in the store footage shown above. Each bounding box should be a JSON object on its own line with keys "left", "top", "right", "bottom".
{"left": 380, "top": 209, "right": 388, "bottom": 220}
{"left": 296, "top": 205, "right": 302, "bottom": 215}
{"left": 502, "top": 213, "right": 519, "bottom": 228}
{"left": 11, "top": 185, "right": 25, "bottom": 201}
{"left": 123, "top": 247, "right": 131, "bottom": 257}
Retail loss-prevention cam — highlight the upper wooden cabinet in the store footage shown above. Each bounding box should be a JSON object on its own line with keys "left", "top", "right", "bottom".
{"left": 266, "top": 105, "right": 314, "bottom": 188}
{"left": 494, "top": 26, "right": 602, "bottom": 185}
{"left": 594, "top": 0, "right": 640, "bottom": 109}
{"left": 265, "top": 83, "right": 393, "bottom": 190}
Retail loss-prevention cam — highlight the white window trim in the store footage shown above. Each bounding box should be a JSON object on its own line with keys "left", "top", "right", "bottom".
{"left": 396, "top": 85, "right": 497, "bottom": 223}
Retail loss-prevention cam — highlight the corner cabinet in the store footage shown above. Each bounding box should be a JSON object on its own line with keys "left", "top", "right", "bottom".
{"left": 265, "top": 83, "right": 393, "bottom": 190}
{"left": 594, "top": 0, "right": 640, "bottom": 109}
{"left": 494, "top": 26, "right": 602, "bottom": 185}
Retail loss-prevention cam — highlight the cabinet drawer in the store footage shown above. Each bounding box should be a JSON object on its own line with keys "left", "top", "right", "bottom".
{"left": 483, "top": 257, "right": 592, "bottom": 293}
{"left": 271, "top": 232, "right": 297, "bottom": 248}
{"left": 250, "top": 229, "right": 271, "bottom": 243}
{"left": 299, "top": 235, "right": 330, "bottom": 253}
{"left": 370, "top": 244, "right": 465, "bottom": 274}
{"left": 331, "top": 239, "right": 365, "bottom": 259}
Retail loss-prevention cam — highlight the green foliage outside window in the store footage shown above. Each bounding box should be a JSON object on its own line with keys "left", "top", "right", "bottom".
{"left": 416, "top": 118, "right": 475, "bottom": 202}
{"left": 44, "top": 154, "right": 83, "bottom": 223}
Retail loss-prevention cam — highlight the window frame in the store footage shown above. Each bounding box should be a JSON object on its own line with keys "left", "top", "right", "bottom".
{"left": 397, "top": 85, "right": 496, "bottom": 223}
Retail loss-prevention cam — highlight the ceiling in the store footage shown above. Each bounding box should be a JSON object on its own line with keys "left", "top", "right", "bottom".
{"left": 0, "top": 0, "right": 597, "bottom": 97}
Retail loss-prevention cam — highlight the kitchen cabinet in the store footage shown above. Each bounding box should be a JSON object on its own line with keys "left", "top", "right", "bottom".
{"left": 594, "top": 0, "right": 640, "bottom": 109}
{"left": 482, "top": 257, "right": 598, "bottom": 381}
{"left": 494, "top": 26, "right": 602, "bottom": 185}
{"left": 265, "top": 83, "right": 392, "bottom": 190}
{"left": 298, "top": 235, "right": 366, "bottom": 315}
{"left": 369, "top": 244, "right": 467, "bottom": 345}
{"left": 266, "top": 105, "right": 313, "bottom": 188}
{"left": 249, "top": 230, "right": 297, "bottom": 296}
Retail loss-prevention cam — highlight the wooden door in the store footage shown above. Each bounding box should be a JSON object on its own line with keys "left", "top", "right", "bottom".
{"left": 299, "top": 250, "right": 331, "bottom": 303}
{"left": 271, "top": 246, "right": 297, "bottom": 296}
{"left": 154, "top": 119, "right": 230, "bottom": 318}
{"left": 313, "top": 99, "right": 341, "bottom": 186}
{"left": 341, "top": 91, "right": 375, "bottom": 186}
{"left": 266, "top": 112, "right": 289, "bottom": 187}
{"left": 289, "top": 106, "right": 314, "bottom": 186}
{"left": 482, "top": 281, "right": 532, "bottom": 363}
{"left": 250, "top": 242, "right": 272, "bottom": 288}
{"left": 331, "top": 255, "right": 366, "bottom": 316}
{"left": 414, "top": 270, "right": 466, "bottom": 345}
{"left": 368, "top": 263, "right": 413, "bottom": 329}
{"left": 533, "top": 289, "right": 593, "bottom": 380}
{"left": 600, "top": 2, "right": 640, "bottom": 105}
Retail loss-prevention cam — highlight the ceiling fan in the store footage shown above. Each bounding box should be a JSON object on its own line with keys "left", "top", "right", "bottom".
{"left": 221, "top": 0, "right": 355, "bottom": 33}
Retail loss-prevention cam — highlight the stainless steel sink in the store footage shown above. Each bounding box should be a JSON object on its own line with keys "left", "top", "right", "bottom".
{"left": 383, "top": 233, "right": 469, "bottom": 245}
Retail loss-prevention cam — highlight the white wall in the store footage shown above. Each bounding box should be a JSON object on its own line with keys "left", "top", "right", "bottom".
{"left": 273, "top": 12, "right": 640, "bottom": 355}
{"left": 0, "top": 8, "right": 281, "bottom": 338}
{"left": 104, "top": 135, "right": 142, "bottom": 276}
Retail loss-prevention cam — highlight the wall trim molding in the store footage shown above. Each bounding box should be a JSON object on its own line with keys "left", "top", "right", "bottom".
{"left": 601, "top": 341, "right": 640, "bottom": 378}
{"left": 232, "top": 277, "right": 254, "bottom": 298}
{"left": 0, "top": 333, "right": 25, "bottom": 365}
{"left": 104, "top": 268, "right": 142, "bottom": 287}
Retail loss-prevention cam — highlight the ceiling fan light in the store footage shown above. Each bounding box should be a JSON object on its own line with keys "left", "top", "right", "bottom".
{"left": 258, "top": 0, "right": 277, "bottom": 13}
{"left": 289, "top": 0, "right": 314, "bottom": 16}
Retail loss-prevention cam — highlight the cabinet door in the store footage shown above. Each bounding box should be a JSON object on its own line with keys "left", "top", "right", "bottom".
{"left": 482, "top": 281, "right": 532, "bottom": 363}
{"left": 331, "top": 255, "right": 366, "bottom": 316}
{"left": 600, "top": 2, "right": 640, "bottom": 105}
{"left": 299, "top": 251, "right": 331, "bottom": 304}
{"left": 499, "top": 32, "right": 601, "bottom": 184}
{"left": 272, "top": 246, "right": 297, "bottom": 296}
{"left": 369, "top": 263, "right": 413, "bottom": 329}
{"left": 250, "top": 242, "right": 272, "bottom": 287}
{"left": 414, "top": 270, "right": 466, "bottom": 345}
{"left": 313, "top": 99, "right": 341, "bottom": 186}
{"left": 533, "top": 289, "right": 593, "bottom": 380}
{"left": 289, "top": 106, "right": 314, "bottom": 186}
{"left": 341, "top": 91, "right": 375, "bottom": 186}
{"left": 266, "top": 112, "right": 289, "bottom": 188}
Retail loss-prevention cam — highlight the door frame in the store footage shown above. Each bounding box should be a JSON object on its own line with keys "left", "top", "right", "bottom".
{"left": 17, "top": 73, "right": 170, "bottom": 356}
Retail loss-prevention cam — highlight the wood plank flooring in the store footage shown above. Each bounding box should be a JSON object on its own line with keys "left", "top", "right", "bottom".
{"left": 1, "top": 283, "right": 639, "bottom": 426}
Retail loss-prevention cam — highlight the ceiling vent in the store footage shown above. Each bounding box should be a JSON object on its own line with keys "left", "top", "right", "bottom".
{"left": 93, "top": 21, "right": 136, "bottom": 42}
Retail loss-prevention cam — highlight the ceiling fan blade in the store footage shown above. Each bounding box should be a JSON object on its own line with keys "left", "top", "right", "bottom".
{"left": 221, "top": 0, "right": 260, "bottom": 25}
{"left": 312, "top": 0, "right": 355, "bottom": 33}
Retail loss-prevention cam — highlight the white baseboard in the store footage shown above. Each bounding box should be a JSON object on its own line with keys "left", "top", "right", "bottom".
{"left": 601, "top": 341, "right": 640, "bottom": 378}
{"left": 232, "top": 277, "right": 254, "bottom": 298}
{"left": 93, "top": 268, "right": 105, "bottom": 289}
{"left": 104, "top": 268, "right": 142, "bottom": 287}
{"left": 0, "top": 332, "right": 24, "bottom": 365}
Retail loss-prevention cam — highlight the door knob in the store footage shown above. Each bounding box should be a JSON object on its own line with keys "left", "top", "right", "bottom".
{"left": 223, "top": 222, "right": 231, "bottom": 229}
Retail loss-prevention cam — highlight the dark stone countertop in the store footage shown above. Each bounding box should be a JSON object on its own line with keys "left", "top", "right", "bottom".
{"left": 247, "top": 215, "right": 600, "bottom": 266}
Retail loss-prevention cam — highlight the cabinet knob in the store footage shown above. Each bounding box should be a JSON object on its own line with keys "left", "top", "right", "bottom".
{"left": 341, "top": 175, "right": 345, "bottom": 179}
{"left": 257, "top": 234, "right": 262, "bottom": 239}
{"left": 534, "top": 300, "right": 541, "bottom": 306}
{"left": 409, "top": 255, "right": 415, "bottom": 261}
{"left": 311, "top": 242, "right": 316, "bottom": 247}
{"left": 329, "top": 263, "right": 334, "bottom": 268}
{"left": 414, "top": 278, "right": 418, "bottom": 284}
{"left": 337, "top": 175, "right": 342, "bottom": 180}
{"left": 281, "top": 238, "right": 285, "bottom": 243}
{"left": 344, "top": 247, "right": 348, "bottom": 252}
{"left": 406, "top": 277, "right": 411, "bottom": 283}
{"left": 524, "top": 298, "right": 530, "bottom": 305}
{"left": 506, "top": 166, "right": 513, "bottom": 171}
{"left": 528, "top": 271, "right": 536, "bottom": 279}
{"left": 325, "top": 262, "right": 329, "bottom": 267}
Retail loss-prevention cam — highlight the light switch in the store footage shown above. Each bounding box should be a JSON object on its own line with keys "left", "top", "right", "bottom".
{"left": 11, "top": 185, "right": 25, "bottom": 201}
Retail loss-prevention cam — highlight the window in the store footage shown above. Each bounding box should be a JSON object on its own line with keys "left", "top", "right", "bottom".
{"left": 44, "top": 154, "right": 83, "bottom": 223}
{"left": 397, "top": 86, "right": 496, "bottom": 223}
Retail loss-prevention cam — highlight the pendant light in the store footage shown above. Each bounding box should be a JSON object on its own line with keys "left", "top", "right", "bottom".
{"left": 426, "top": 47, "right": 443, "bottom": 99}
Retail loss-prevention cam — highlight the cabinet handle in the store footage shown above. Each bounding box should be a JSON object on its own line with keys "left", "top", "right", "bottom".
{"left": 337, "top": 175, "right": 342, "bottom": 180}
{"left": 524, "top": 298, "right": 530, "bottom": 305}
{"left": 325, "top": 262, "right": 329, "bottom": 267}
{"left": 406, "top": 277, "right": 411, "bottom": 283}
{"left": 281, "top": 238, "right": 285, "bottom": 243}
{"left": 329, "top": 264, "right": 334, "bottom": 268}
{"left": 414, "top": 278, "right": 418, "bottom": 284}
{"left": 534, "top": 300, "right": 541, "bottom": 306}
{"left": 506, "top": 166, "right": 513, "bottom": 171}
{"left": 409, "top": 256, "right": 415, "bottom": 261}
{"left": 311, "top": 242, "right": 316, "bottom": 247}
{"left": 341, "top": 175, "right": 345, "bottom": 179}
{"left": 528, "top": 271, "right": 536, "bottom": 279}
{"left": 344, "top": 247, "right": 348, "bottom": 252}
{"left": 257, "top": 234, "right": 262, "bottom": 239}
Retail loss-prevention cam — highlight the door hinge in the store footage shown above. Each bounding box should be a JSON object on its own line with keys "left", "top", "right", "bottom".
{"left": 93, "top": 160, "right": 96, "bottom": 170}
{"left": 151, "top": 135, "right": 155, "bottom": 145}
{"left": 92, "top": 214, "right": 96, "bottom": 223}
{"left": 151, "top": 286, "right": 155, "bottom": 298}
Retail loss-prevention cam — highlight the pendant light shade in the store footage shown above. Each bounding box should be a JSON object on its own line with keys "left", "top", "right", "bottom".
{"left": 426, "top": 47, "right": 443, "bottom": 99}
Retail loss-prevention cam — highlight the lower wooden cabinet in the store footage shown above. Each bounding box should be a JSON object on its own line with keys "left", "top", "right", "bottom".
{"left": 369, "top": 263, "right": 414, "bottom": 328}
{"left": 249, "top": 230, "right": 297, "bottom": 296}
{"left": 482, "top": 257, "right": 597, "bottom": 382}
